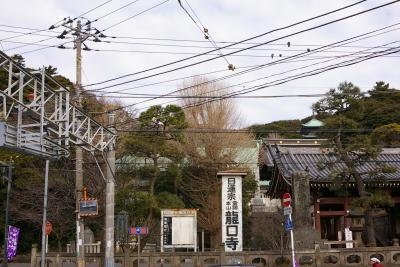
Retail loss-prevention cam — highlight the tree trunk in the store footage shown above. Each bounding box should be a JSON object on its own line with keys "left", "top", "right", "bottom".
{"left": 147, "top": 157, "right": 159, "bottom": 222}
{"left": 210, "top": 228, "right": 222, "bottom": 250}
{"left": 365, "top": 208, "right": 377, "bottom": 246}
{"left": 58, "top": 239, "right": 62, "bottom": 252}
{"left": 335, "top": 135, "right": 376, "bottom": 247}
{"left": 149, "top": 157, "right": 159, "bottom": 196}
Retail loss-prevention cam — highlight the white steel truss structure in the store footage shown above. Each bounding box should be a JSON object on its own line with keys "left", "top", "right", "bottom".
{"left": 0, "top": 51, "right": 115, "bottom": 158}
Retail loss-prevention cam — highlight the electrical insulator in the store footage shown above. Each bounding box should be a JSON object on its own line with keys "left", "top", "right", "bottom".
{"left": 228, "top": 64, "right": 235, "bottom": 71}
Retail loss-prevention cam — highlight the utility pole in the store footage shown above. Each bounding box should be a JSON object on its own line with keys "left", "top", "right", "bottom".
{"left": 105, "top": 113, "right": 116, "bottom": 267}
{"left": 40, "top": 160, "right": 50, "bottom": 267}
{"left": 53, "top": 17, "right": 106, "bottom": 267}
{"left": 74, "top": 20, "right": 85, "bottom": 267}
{"left": 52, "top": 16, "right": 108, "bottom": 267}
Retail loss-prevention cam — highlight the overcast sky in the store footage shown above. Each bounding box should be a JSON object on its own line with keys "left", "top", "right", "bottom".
{"left": 1, "top": 0, "right": 399, "bottom": 127}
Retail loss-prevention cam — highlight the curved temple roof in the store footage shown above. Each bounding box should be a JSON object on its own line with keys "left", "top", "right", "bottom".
{"left": 263, "top": 142, "right": 400, "bottom": 184}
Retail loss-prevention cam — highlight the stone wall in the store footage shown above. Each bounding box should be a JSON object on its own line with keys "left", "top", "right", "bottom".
{"left": 33, "top": 247, "right": 400, "bottom": 267}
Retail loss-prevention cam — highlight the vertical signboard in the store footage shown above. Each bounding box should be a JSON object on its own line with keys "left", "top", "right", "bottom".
{"left": 221, "top": 175, "right": 243, "bottom": 252}
{"left": 162, "top": 216, "right": 172, "bottom": 247}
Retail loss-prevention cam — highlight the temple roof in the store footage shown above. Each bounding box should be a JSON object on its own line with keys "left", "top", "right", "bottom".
{"left": 301, "top": 118, "right": 324, "bottom": 128}
{"left": 262, "top": 142, "right": 400, "bottom": 183}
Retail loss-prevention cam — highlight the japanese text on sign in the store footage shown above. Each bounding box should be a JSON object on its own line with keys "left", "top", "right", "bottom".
{"left": 221, "top": 176, "right": 243, "bottom": 251}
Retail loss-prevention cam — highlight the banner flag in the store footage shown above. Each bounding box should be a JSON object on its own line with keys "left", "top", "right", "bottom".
{"left": 7, "top": 225, "right": 20, "bottom": 261}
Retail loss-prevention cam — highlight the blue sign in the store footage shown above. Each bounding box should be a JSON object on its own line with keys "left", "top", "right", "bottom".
{"left": 284, "top": 216, "right": 293, "bottom": 232}
{"left": 128, "top": 226, "right": 148, "bottom": 235}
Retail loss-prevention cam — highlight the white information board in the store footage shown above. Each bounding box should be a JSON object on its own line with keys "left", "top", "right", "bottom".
{"left": 161, "top": 209, "right": 197, "bottom": 252}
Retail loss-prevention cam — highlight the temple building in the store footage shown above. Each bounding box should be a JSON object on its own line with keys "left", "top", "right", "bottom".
{"left": 259, "top": 119, "right": 400, "bottom": 247}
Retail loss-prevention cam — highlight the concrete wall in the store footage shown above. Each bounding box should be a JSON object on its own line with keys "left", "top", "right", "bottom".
{"left": 33, "top": 247, "right": 400, "bottom": 267}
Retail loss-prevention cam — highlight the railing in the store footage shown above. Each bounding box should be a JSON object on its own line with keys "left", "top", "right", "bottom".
{"left": 66, "top": 241, "right": 102, "bottom": 254}
{"left": 322, "top": 240, "right": 359, "bottom": 248}
{"left": 32, "top": 245, "right": 400, "bottom": 267}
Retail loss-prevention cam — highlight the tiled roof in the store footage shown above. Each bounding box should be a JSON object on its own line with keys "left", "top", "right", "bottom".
{"left": 301, "top": 118, "right": 324, "bottom": 128}
{"left": 264, "top": 144, "right": 400, "bottom": 182}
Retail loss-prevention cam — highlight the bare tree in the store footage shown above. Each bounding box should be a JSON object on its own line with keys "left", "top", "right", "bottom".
{"left": 9, "top": 159, "right": 76, "bottom": 252}
{"left": 179, "top": 77, "right": 256, "bottom": 249}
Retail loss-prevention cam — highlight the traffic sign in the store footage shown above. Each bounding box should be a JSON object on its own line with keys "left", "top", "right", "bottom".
{"left": 283, "top": 193, "right": 291, "bottom": 207}
{"left": 284, "top": 206, "right": 292, "bottom": 216}
{"left": 284, "top": 216, "right": 293, "bottom": 232}
{"left": 129, "top": 227, "right": 148, "bottom": 235}
{"left": 45, "top": 221, "right": 52, "bottom": 235}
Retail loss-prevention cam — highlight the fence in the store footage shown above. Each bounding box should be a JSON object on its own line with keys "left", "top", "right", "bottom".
{"left": 31, "top": 246, "right": 400, "bottom": 267}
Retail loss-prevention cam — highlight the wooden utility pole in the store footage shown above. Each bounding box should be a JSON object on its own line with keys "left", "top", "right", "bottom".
{"left": 74, "top": 20, "right": 85, "bottom": 267}
{"left": 105, "top": 113, "right": 116, "bottom": 267}
{"left": 55, "top": 17, "right": 113, "bottom": 267}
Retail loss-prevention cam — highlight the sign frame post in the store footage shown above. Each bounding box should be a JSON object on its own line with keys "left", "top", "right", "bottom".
{"left": 283, "top": 193, "right": 296, "bottom": 267}
{"left": 137, "top": 235, "right": 140, "bottom": 267}
{"left": 128, "top": 227, "right": 148, "bottom": 267}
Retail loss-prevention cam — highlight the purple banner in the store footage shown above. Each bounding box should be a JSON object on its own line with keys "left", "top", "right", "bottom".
{"left": 7, "top": 225, "right": 20, "bottom": 261}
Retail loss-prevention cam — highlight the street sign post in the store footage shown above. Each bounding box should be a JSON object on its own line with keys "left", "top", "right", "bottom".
{"left": 45, "top": 221, "right": 52, "bottom": 254}
{"left": 128, "top": 227, "right": 148, "bottom": 235}
{"left": 45, "top": 221, "right": 52, "bottom": 235}
{"left": 284, "top": 216, "right": 293, "bottom": 231}
{"left": 283, "top": 193, "right": 295, "bottom": 267}
{"left": 283, "top": 206, "right": 292, "bottom": 216}
{"left": 128, "top": 227, "right": 148, "bottom": 267}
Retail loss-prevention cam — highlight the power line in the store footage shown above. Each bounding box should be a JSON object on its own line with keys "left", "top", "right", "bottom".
{"left": 0, "top": 29, "right": 59, "bottom": 38}
{"left": 86, "top": 37, "right": 400, "bottom": 51}
{"left": 88, "top": 93, "right": 332, "bottom": 99}
{"left": 3, "top": 25, "right": 397, "bottom": 51}
{"left": 86, "top": 90, "right": 400, "bottom": 99}
{"left": 101, "top": 0, "right": 170, "bottom": 32}
{"left": 0, "top": 1, "right": 113, "bottom": 44}
{"left": 102, "top": 35, "right": 400, "bottom": 48}
{"left": 86, "top": 0, "right": 400, "bottom": 95}
{"left": 90, "top": 0, "right": 141, "bottom": 24}
{"left": 14, "top": 41, "right": 73, "bottom": 55}
{"left": 182, "top": 44, "right": 400, "bottom": 110}
{"left": 2, "top": 39, "right": 73, "bottom": 52}
{"left": 117, "top": 128, "right": 375, "bottom": 133}
{"left": 103, "top": 23, "right": 400, "bottom": 114}
{"left": 77, "top": 0, "right": 114, "bottom": 19}
{"left": 90, "top": 21, "right": 398, "bottom": 96}
{"left": 83, "top": 0, "right": 369, "bottom": 87}
{"left": 177, "top": 39, "right": 400, "bottom": 109}
{"left": 87, "top": 63, "right": 264, "bottom": 93}
{"left": 111, "top": 42, "right": 400, "bottom": 128}
{"left": 67, "top": 47, "right": 400, "bottom": 58}
{"left": 177, "top": 0, "right": 232, "bottom": 67}
{"left": 0, "top": 1, "right": 111, "bottom": 51}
